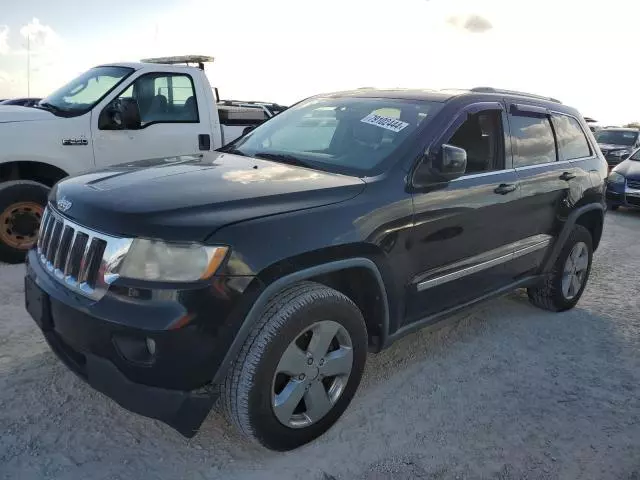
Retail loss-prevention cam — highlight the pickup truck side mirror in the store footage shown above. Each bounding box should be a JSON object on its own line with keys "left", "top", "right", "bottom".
{"left": 99, "top": 98, "right": 141, "bottom": 130}
{"left": 413, "top": 144, "right": 468, "bottom": 187}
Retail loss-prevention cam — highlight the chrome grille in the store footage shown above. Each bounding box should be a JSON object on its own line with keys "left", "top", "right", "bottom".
{"left": 36, "top": 207, "right": 133, "bottom": 300}
{"left": 627, "top": 179, "right": 640, "bottom": 190}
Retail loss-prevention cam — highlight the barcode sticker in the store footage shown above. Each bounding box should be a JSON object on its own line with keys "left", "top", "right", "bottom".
{"left": 360, "top": 113, "right": 409, "bottom": 133}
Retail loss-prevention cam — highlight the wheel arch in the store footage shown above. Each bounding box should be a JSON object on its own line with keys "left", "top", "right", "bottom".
{"left": 212, "top": 256, "right": 390, "bottom": 385}
{"left": 542, "top": 203, "right": 604, "bottom": 272}
{"left": 0, "top": 161, "right": 69, "bottom": 188}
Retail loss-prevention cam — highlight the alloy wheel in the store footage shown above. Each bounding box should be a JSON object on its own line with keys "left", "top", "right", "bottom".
{"left": 562, "top": 241, "right": 589, "bottom": 300}
{"left": 271, "top": 320, "right": 353, "bottom": 428}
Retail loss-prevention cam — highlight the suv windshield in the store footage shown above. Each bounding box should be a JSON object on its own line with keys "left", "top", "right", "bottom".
{"left": 39, "top": 66, "right": 133, "bottom": 116}
{"left": 223, "top": 96, "right": 443, "bottom": 176}
{"left": 595, "top": 129, "right": 639, "bottom": 146}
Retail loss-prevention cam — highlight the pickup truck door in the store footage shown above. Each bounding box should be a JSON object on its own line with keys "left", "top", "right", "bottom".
{"left": 404, "top": 102, "right": 522, "bottom": 325}
{"left": 91, "top": 71, "right": 210, "bottom": 167}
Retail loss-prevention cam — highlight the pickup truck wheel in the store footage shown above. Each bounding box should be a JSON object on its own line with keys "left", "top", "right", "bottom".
{"left": 222, "top": 281, "right": 367, "bottom": 451}
{"left": 0, "top": 181, "right": 49, "bottom": 264}
{"left": 527, "top": 225, "right": 593, "bottom": 312}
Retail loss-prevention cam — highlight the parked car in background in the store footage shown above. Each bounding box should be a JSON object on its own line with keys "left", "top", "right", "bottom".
{"left": 606, "top": 149, "right": 640, "bottom": 210}
{"left": 0, "top": 97, "right": 42, "bottom": 107}
{"left": 0, "top": 55, "right": 284, "bottom": 263}
{"left": 594, "top": 127, "right": 640, "bottom": 168}
{"left": 25, "top": 86, "right": 607, "bottom": 451}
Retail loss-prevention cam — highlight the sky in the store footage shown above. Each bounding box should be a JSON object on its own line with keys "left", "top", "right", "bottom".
{"left": 0, "top": 0, "right": 637, "bottom": 125}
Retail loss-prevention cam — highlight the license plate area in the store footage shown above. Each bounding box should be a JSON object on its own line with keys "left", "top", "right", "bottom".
{"left": 25, "top": 275, "right": 52, "bottom": 330}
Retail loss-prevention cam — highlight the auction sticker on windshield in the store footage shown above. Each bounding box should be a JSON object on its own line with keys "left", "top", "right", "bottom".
{"left": 360, "top": 113, "right": 409, "bottom": 133}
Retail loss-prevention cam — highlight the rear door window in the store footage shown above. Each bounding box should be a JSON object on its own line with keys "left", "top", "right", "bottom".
{"left": 509, "top": 114, "right": 557, "bottom": 167}
{"left": 551, "top": 114, "right": 591, "bottom": 160}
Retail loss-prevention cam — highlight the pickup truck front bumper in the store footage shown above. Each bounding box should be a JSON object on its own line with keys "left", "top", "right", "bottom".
{"left": 24, "top": 249, "right": 254, "bottom": 437}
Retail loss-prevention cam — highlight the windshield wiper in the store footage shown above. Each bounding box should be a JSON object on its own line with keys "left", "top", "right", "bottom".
{"left": 252, "top": 152, "right": 311, "bottom": 168}
{"left": 219, "top": 146, "right": 249, "bottom": 157}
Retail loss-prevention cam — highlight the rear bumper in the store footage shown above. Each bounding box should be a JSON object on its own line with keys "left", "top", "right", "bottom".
{"left": 25, "top": 248, "right": 256, "bottom": 437}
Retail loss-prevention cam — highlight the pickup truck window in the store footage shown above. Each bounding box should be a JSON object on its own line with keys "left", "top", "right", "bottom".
{"left": 117, "top": 73, "right": 198, "bottom": 124}
{"left": 225, "top": 96, "right": 443, "bottom": 176}
{"left": 39, "top": 66, "right": 133, "bottom": 116}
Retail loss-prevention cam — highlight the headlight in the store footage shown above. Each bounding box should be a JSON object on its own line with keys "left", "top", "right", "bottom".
{"left": 608, "top": 172, "right": 625, "bottom": 184}
{"left": 611, "top": 149, "right": 631, "bottom": 157}
{"left": 116, "top": 239, "right": 228, "bottom": 282}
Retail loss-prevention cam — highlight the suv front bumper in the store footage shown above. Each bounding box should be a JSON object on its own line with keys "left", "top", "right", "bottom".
{"left": 25, "top": 249, "right": 254, "bottom": 437}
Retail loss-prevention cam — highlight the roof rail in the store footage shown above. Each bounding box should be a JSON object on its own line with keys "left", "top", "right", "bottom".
{"left": 470, "top": 87, "right": 562, "bottom": 104}
{"left": 141, "top": 55, "right": 214, "bottom": 70}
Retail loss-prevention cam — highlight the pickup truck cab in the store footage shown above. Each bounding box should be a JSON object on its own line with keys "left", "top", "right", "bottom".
{"left": 0, "top": 55, "right": 285, "bottom": 263}
{"left": 25, "top": 87, "right": 607, "bottom": 451}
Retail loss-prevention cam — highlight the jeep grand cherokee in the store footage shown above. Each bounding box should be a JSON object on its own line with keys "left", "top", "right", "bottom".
{"left": 25, "top": 87, "right": 607, "bottom": 451}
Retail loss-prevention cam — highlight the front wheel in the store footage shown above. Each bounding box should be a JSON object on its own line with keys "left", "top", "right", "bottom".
{"left": 0, "top": 181, "right": 49, "bottom": 264}
{"left": 221, "top": 281, "right": 367, "bottom": 451}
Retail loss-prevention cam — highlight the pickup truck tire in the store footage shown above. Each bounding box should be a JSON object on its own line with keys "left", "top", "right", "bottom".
{"left": 527, "top": 225, "right": 593, "bottom": 312}
{"left": 0, "top": 181, "right": 49, "bottom": 264}
{"left": 221, "top": 281, "right": 367, "bottom": 451}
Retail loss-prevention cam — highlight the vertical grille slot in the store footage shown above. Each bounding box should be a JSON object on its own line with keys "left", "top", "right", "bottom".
{"left": 45, "top": 220, "right": 63, "bottom": 264}
{"left": 53, "top": 225, "right": 74, "bottom": 273}
{"left": 38, "top": 211, "right": 55, "bottom": 254}
{"left": 66, "top": 232, "right": 88, "bottom": 281}
{"left": 80, "top": 238, "right": 107, "bottom": 288}
{"left": 37, "top": 210, "right": 51, "bottom": 251}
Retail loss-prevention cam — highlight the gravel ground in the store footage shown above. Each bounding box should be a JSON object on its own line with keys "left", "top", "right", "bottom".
{"left": 1, "top": 211, "right": 639, "bottom": 480}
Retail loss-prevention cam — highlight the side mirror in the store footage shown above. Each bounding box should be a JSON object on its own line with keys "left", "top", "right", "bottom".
{"left": 413, "top": 144, "right": 467, "bottom": 186}
{"left": 99, "top": 98, "right": 141, "bottom": 130}
{"left": 242, "top": 125, "right": 257, "bottom": 136}
{"left": 435, "top": 144, "right": 467, "bottom": 181}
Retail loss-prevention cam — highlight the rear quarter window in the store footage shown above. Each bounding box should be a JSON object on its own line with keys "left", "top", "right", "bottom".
{"left": 551, "top": 114, "right": 591, "bottom": 160}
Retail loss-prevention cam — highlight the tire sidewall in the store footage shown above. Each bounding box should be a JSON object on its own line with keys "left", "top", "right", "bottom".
{"left": 0, "top": 181, "right": 49, "bottom": 263}
{"left": 550, "top": 225, "right": 593, "bottom": 309}
{"left": 245, "top": 294, "right": 367, "bottom": 451}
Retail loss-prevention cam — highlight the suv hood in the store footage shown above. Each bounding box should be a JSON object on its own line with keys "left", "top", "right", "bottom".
{"left": 52, "top": 152, "right": 366, "bottom": 242}
{"left": 0, "top": 105, "right": 55, "bottom": 123}
{"left": 613, "top": 159, "right": 640, "bottom": 178}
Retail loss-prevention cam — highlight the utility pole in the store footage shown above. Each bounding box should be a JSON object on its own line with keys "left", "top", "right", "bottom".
{"left": 26, "top": 34, "right": 30, "bottom": 97}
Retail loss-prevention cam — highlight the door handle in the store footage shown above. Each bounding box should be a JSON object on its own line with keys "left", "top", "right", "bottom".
{"left": 198, "top": 134, "right": 211, "bottom": 151}
{"left": 494, "top": 183, "right": 517, "bottom": 195}
{"left": 559, "top": 171, "right": 576, "bottom": 181}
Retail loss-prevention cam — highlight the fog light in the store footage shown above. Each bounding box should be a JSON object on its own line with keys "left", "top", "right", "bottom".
{"left": 146, "top": 337, "right": 156, "bottom": 356}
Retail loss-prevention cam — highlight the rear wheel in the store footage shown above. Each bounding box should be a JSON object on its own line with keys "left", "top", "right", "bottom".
{"left": 527, "top": 224, "right": 593, "bottom": 312}
{"left": 0, "top": 181, "right": 49, "bottom": 263}
{"left": 222, "top": 281, "right": 367, "bottom": 451}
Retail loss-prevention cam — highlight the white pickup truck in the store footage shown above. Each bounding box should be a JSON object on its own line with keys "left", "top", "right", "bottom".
{"left": 0, "top": 55, "right": 286, "bottom": 262}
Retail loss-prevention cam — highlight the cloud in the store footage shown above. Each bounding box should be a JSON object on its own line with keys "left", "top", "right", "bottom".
{"left": 0, "top": 26, "right": 9, "bottom": 55}
{"left": 19, "top": 18, "right": 61, "bottom": 51}
{"left": 447, "top": 14, "right": 493, "bottom": 33}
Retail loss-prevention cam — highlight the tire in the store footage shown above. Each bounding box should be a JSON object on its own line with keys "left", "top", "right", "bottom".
{"left": 221, "top": 281, "right": 367, "bottom": 451}
{"left": 527, "top": 224, "right": 593, "bottom": 312}
{"left": 0, "top": 181, "right": 49, "bottom": 264}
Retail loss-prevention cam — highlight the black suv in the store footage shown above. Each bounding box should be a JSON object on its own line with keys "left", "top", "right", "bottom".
{"left": 25, "top": 87, "right": 607, "bottom": 451}
{"left": 594, "top": 127, "right": 640, "bottom": 167}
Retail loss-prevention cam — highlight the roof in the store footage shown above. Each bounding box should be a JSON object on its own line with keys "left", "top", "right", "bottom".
{"left": 318, "top": 87, "right": 563, "bottom": 105}
{"left": 603, "top": 127, "right": 640, "bottom": 131}
{"left": 322, "top": 88, "right": 459, "bottom": 102}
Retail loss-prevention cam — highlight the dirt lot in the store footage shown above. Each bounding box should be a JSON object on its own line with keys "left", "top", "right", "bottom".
{"left": 1, "top": 211, "right": 639, "bottom": 480}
